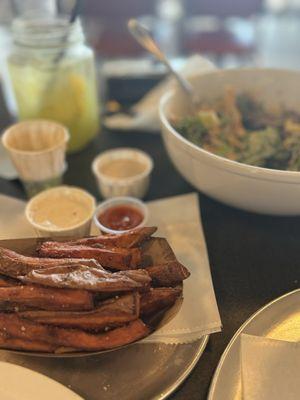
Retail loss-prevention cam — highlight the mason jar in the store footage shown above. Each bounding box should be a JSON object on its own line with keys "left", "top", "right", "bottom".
{"left": 7, "top": 16, "right": 100, "bottom": 153}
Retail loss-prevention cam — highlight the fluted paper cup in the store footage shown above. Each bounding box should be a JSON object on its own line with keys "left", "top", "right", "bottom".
{"left": 92, "top": 148, "right": 153, "bottom": 199}
{"left": 2, "top": 120, "right": 69, "bottom": 185}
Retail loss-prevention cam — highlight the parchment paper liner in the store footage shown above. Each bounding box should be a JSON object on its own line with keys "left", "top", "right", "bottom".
{"left": 0, "top": 236, "right": 183, "bottom": 358}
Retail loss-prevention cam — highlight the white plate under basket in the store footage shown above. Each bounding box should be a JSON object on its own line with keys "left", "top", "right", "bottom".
{"left": 0, "top": 361, "right": 82, "bottom": 400}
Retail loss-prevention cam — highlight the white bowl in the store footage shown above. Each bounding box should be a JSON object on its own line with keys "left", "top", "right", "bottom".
{"left": 25, "top": 186, "right": 96, "bottom": 237}
{"left": 160, "top": 68, "right": 300, "bottom": 216}
{"left": 92, "top": 148, "right": 153, "bottom": 199}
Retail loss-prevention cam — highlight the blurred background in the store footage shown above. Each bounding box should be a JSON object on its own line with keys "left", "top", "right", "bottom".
{"left": 1, "top": 0, "right": 300, "bottom": 107}
{"left": 1, "top": 0, "right": 300, "bottom": 64}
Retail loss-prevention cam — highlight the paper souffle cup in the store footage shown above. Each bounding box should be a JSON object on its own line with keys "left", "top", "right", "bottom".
{"left": 25, "top": 186, "right": 96, "bottom": 238}
{"left": 2, "top": 120, "right": 69, "bottom": 182}
{"left": 92, "top": 148, "right": 153, "bottom": 199}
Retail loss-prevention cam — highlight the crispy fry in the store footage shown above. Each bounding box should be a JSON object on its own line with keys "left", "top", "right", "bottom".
{"left": 19, "top": 292, "right": 140, "bottom": 331}
{"left": 38, "top": 243, "right": 142, "bottom": 269}
{"left": 130, "top": 248, "right": 142, "bottom": 269}
{"left": 20, "top": 265, "right": 151, "bottom": 292}
{"left": 140, "top": 287, "right": 182, "bottom": 316}
{"left": 0, "top": 314, "right": 150, "bottom": 351}
{"left": 0, "top": 285, "right": 94, "bottom": 311}
{"left": 67, "top": 227, "right": 157, "bottom": 248}
{"left": 0, "top": 303, "right": 34, "bottom": 312}
{"left": 0, "top": 331, "right": 57, "bottom": 352}
{"left": 0, "top": 274, "right": 20, "bottom": 287}
{"left": 146, "top": 261, "right": 190, "bottom": 286}
{"left": 0, "top": 247, "right": 103, "bottom": 278}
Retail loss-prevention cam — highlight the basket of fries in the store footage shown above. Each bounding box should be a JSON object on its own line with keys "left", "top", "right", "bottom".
{"left": 0, "top": 227, "right": 190, "bottom": 356}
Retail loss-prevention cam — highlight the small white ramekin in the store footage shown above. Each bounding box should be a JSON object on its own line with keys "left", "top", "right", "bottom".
{"left": 25, "top": 186, "right": 96, "bottom": 238}
{"left": 91, "top": 148, "right": 153, "bottom": 199}
{"left": 93, "top": 196, "right": 148, "bottom": 234}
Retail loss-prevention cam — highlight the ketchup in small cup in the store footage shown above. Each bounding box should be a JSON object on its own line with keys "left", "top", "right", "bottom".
{"left": 94, "top": 197, "right": 148, "bottom": 234}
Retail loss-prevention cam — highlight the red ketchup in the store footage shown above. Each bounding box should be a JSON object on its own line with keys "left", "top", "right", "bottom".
{"left": 98, "top": 205, "right": 144, "bottom": 231}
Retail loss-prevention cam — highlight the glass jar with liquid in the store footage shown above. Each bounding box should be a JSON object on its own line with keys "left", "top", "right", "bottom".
{"left": 7, "top": 16, "right": 100, "bottom": 153}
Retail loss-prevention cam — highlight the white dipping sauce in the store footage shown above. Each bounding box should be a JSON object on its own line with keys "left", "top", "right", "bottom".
{"left": 27, "top": 187, "right": 95, "bottom": 230}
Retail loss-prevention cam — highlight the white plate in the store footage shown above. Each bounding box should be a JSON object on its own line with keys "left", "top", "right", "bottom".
{"left": 208, "top": 289, "right": 300, "bottom": 400}
{"left": 0, "top": 361, "right": 82, "bottom": 400}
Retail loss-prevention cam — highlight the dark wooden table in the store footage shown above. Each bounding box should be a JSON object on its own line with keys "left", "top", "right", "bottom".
{"left": 0, "top": 94, "right": 299, "bottom": 399}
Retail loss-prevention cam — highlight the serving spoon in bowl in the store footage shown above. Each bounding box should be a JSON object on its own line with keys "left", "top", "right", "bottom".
{"left": 128, "top": 18, "right": 198, "bottom": 105}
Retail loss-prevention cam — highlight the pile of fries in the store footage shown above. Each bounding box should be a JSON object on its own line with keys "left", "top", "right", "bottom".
{"left": 0, "top": 227, "right": 190, "bottom": 353}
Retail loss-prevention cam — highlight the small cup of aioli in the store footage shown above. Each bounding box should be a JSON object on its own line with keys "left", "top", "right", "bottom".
{"left": 93, "top": 196, "right": 148, "bottom": 234}
{"left": 25, "top": 186, "right": 96, "bottom": 237}
{"left": 92, "top": 148, "right": 153, "bottom": 199}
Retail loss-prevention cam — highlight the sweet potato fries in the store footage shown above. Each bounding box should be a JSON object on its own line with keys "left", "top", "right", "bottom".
{"left": 37, "top": 243, "right": 142, "bottom": 270}
{"left": 0, "top": 227, "right": 190, "bottom": 353}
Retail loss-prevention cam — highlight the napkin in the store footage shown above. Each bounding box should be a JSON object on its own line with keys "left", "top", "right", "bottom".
{"left": 0, "top": 194, "right": 34, "bottom": 238}
{"left": 140, "top": 193, "right": 222, "bottom": 343}
{"left": 0, "top": 142, "right": 17, "bottom": 180}
{"left": 104, "top": 55, "right": 216, "bottom": 132}
{"left": 0, "top": 192, "right": 221, "bottom": 344}
{"left": 241, "top": 333, "right": 300, "bottom": 400}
